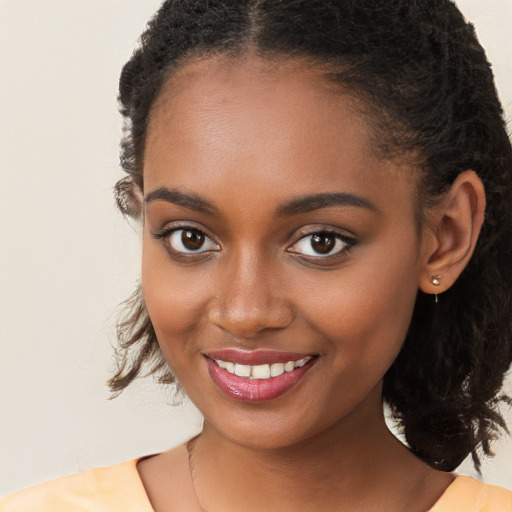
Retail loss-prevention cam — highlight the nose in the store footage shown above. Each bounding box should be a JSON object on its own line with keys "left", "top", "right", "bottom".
{"left": 208, "top": 251, "right": 294, "bottom": 339}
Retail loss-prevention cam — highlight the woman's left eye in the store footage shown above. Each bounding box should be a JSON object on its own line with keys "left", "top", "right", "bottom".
{"left": 288, "top": 231, "right": 353, "bottom": 258}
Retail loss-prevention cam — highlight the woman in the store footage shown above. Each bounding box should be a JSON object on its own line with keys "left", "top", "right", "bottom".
{"left": 2, "top": 0, "right": 512, "bottom": 510}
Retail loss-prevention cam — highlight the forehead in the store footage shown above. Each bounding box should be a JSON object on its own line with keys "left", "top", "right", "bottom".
{"left": 151, "top": 55, "right": 349, "bottom": 118}
{"left": 144, "top": 55, "right": 418, "bottom": 216}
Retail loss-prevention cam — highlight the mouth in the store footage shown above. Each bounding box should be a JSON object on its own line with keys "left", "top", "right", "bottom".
{"left": 203, "top": 350, "right": 318, "bottom": 403}
{"left": 212, "top": 355, "right": 312, "bottom": 378}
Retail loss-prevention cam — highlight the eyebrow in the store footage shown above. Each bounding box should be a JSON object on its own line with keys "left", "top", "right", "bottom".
{"left": 275, "top": 192, "right": 377, "bottom": 217}
{"left": 144, "top": 187, "right": 377, "bottom": 218}
{"left": 144, "top": 187, "right": 218, "bottom": 215}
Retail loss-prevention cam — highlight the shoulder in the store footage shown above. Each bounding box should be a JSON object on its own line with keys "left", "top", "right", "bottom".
{"left": 430, "top": 475, "right": 512, "bottom": 512}
{"left": 0, "top": 459, "right": 154, "bottom": 512}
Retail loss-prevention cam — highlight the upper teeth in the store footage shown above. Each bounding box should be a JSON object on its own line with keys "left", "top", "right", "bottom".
{"left": 215, "top": 357, "right": 312, "bottom": 379}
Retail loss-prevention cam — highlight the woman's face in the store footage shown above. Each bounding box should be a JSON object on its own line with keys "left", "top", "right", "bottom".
{"left": 142, "top": 56, "right": 429, "bottom": 448}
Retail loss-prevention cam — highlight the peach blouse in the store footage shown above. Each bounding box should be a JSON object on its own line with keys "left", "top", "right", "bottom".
{"left": 1, "top": 459, "right": 511, "bottom": 511}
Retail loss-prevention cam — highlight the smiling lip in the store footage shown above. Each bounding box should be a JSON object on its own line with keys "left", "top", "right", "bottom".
{"left": 204, "top": 349, "right": 318, "bottom": 403}
{"left": 203, "top": 349, "right": 315, "bottom": 365}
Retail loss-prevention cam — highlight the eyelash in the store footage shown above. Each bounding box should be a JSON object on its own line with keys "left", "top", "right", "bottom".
{"left": 152, "top": 225, "right": 220, "bottom": 261}
{"left": 286, "top": 230, "right": 356, "bottom": 263}
{"left": 152, "top": 225, "right": 356, "bottom": 264}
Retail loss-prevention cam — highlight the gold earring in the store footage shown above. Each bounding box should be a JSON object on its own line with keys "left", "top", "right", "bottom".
{"left": 432, "top": 275, "right": 441, "bottom": 302}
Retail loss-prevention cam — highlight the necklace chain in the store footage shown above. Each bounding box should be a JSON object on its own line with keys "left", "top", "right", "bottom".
{"left": 186, "top": 436, "right": 210, "bottom": 512}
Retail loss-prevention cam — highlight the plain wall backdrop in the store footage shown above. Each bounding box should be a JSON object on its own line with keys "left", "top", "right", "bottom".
{"left": 1, "top": 0, "right": 511, "bottom": 496}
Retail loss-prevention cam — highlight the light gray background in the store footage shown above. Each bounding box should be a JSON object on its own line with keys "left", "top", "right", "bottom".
{"left": 1, "top": 0, "right": 511, "bottom": 496}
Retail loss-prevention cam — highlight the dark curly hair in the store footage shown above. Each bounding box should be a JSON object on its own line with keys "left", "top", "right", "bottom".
{"left": 110, "top": 0, "right": 512, "bottom": 473}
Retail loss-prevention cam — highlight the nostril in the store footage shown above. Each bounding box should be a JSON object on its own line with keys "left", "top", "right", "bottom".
{"left": 208, "top": 303, "right": 294, "bottom": 338}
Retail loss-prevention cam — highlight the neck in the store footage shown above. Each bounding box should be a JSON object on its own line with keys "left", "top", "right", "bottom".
{"left": 190, "top": 396, "right": 439, "bottom": 512}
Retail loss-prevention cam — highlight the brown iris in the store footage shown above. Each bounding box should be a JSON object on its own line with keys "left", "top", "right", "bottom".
{"left": 182, "top": 230, "right": 205, "bottom": 251}
{"left": 311, "top": 233, "right": 336, "bottom": 254}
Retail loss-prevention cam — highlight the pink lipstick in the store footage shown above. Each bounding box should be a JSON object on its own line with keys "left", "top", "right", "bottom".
{"left": 203, "top": 349, "right": 317, "bottom": 403}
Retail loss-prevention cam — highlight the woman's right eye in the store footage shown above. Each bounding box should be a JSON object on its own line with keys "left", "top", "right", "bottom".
{"left": 154, "top": 228, "right": 220, "bottom": 255}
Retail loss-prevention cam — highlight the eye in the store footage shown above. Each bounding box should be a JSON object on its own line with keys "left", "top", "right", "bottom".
{"left": 154, "top": 227, "right": 219, "bottom": 254}
{"left": 168, "top": 228, "right": 219, "bottom": 253}
{"left": 288, "top": 231, "right": 353, "bottom": 258}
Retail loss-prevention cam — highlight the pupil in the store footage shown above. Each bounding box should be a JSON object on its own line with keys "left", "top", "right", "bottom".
{"left": 311, "top": 233, "right": 335, "bottom": 254}
{"left": 182, "top": 230, "right": 205, "bottom": 251}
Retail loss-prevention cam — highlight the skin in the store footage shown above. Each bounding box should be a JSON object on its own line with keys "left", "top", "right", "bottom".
{"left": 136, "top": 55, "right": 485, "bottom": 512}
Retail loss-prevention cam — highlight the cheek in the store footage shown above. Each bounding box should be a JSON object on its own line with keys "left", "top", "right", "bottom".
{"left": 141, "top": 240, "right": 212, "bottom": 360}
{"left": 295, "top": 252, "right": 419, "bottom": 376}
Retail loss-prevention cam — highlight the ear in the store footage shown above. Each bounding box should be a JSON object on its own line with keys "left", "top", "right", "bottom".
{"left": 419, "top": 170, "right": 486, "bottom": 297}
{"left": 115, "top": 177, "right": 144, "bottom": 219}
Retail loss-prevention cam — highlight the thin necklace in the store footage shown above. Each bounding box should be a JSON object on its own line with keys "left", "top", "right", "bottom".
{"left": 186, "top": 436, "right": 210, "bottom": 512}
